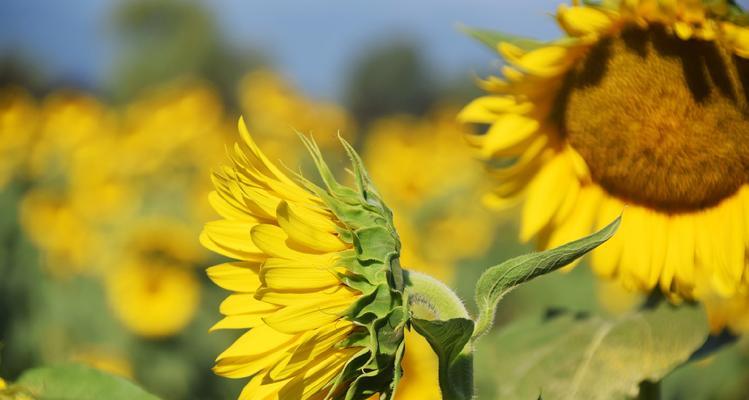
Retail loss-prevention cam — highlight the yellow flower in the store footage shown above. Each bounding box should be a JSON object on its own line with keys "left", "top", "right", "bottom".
{"left": 20, "top": 190, "right": 102, "bottom": 276}
{"left": 28, "top": 91, "right": 114, "bottom": 179}
{"left": 106, "top": 258, "right": 199, "bottom": 338}
{"left": 201, "top": 118, "right": 408, "bottom": 399}
{"left": 106, "top": 219, "right": 202, "bottom": 338}
{"left": 0, "top": 86, "right": 37, "bottom": 188}
{"left": 0, "top": 378, "right": 5, "bottom": 390}
{"left": 460, "top": 0, "right": 749, "bottom": 330}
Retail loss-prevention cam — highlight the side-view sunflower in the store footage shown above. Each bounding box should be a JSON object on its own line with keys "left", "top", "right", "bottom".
{"left": 459, "top": 0, "right": 749, "bottom": 330}
{"left": 200, "top": 118, "right": 409, "bottom": 399}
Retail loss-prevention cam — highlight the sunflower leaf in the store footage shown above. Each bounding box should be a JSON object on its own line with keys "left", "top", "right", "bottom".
{"left": 411, "top": 318, "right": 474, "bottom": 400}
{"left": 476, "top": 303, "right": 709, "bottom": 400}
{"left": 473, "top": 216, "right": 620, "bottom": 339}
{"left": 15, "top": 363, "right": 160, "bottom": 400}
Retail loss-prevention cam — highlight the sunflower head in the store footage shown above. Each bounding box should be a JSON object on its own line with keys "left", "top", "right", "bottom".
{"left": 460, "top": 0, "right": 749, "bottom": 329}
{"left": 200, "top": 118, "right": 408, "bottom": 399}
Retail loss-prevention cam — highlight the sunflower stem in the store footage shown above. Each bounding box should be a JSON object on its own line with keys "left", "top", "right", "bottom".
{"left": 404, "top": 270, "right": 471, "bottom": 321}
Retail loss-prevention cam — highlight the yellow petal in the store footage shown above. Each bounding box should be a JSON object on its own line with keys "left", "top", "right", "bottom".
{"left": 216, "top": 324, "right": 298, "bottom": 362}
{"left": 648, "top": 212, "right": 668, "bottom": 290}
{"left": 210, "top": 314, "right": 265, "bottom": 331}
{"left": 200, "top": 220, "right": 264, "bottom": 261}
{"left": 723, "top": 23, "right": 749, "bottom": 58}
{"left": 277, "top": 347, "right": 359, "bottom": 400}
{"left": 590, "top": 195, "right": 625, "bottom": 278}
{"left": 499, "top": 43, "right": 574, "bottom": 77}
{"left": 220, "top": 294, "right": 281, "bottom": 316}
{"left": 251, "top": 224, "right": 309, "bottom": 259}
{"left": 269, "top": 322, "right": 355, "bottom": 380}
{"left": 481, "top": 113, "right": 540, "bottom": 158}
{"left": 208, "top": 191, "right": 258, "bottom": 222}
{"left": 207, "top": 262, "right": 261, "bottom": 293}
{"left": 617, "top": 207, "right": 655, "bottom": 291}
{"left": 237, "top": 117, "right": 299, "bottom": 188}
{"left": 262, "top": 297, "right": 352, "bottom": 334}
{"left": 457, "top": 96, "right": 532, "bottom": 124}
{"left": 256, "top": 285, "right": 358, "bottom": 306}
{"left": 520, "top": 152, "right": 575, "bottom": 241}
{"left": 261, "top": 258, "right": 343, "bottom": 291}
{"left": 557, "top": 4, "right": 613, "bottom": 37}
{"left": 239, "top": 374, "right": 290, "bottom": 400}
{"left": 277, "top": 201, "right": 347, "bottom": 253}
{"left": 668, "top": 215, "right": 696, "bottom": 296}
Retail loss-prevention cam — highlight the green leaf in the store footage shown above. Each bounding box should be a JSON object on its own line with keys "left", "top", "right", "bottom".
{"left": 16, "top": 364, "right": 160, "bottom": 400}
{"left": 459, "top": 26, "right": 547, "bottom": 51}
{"left": 411, "top": 318, "right": 474, "bottom": 400}
{"left": 473, "top": 216, "right": 620, "bottom": 338}
{"left": 476, "top": 303, "right": 709, "bottom": 400}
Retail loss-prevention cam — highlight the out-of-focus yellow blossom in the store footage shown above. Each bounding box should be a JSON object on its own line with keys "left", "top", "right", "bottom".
{"left": 121, "top": 81, "right": 226, "bottom": 178}
{"left": 0, "top": 378, "right": 5, "bottom": 390}
{"left": 106, "top": 219, "right": 202, "bottom": 338}
{"left": 460, "top": 0, "right": 749, "bottom": 331}
{"left": 70, "top": 348, "right": 134, "bottom": 379}
{"left": 20, "top": 190, "right": 102, "bottom": 276}
{"left": 106, "top": 258, "right": 200, "bottom": 338}
{"left": 0, "top": 87, "right": 37, "bottom": 188}
{"left": 238, "top": 70, "right": 356, "bottom": 167}
{"left": 120, "top": 81, "right": 230, "bottom": 225}
{"left": 363, "top": 108, "right": 498, "bottom": 282}
{"left": 28, "top": 92, "right": 115, "bottom": 180}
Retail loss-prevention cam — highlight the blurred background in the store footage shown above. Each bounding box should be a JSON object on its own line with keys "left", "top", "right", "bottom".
{"left": 0, "top": 0, "right": 747, "bottom": 399}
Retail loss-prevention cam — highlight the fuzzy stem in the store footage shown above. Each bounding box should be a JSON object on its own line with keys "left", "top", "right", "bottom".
{"left": 404, "top": 270, "right": 471, "bottom": 321}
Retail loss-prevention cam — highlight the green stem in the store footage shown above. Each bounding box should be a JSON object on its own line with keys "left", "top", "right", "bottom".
{"left": 404, "top": 270, "right": 471, "bottom": 321}
{"left": 404, "top": 270, "right": 474, "bottom": 400}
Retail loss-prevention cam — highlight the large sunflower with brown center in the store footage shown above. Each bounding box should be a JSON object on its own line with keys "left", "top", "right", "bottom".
{"left": 459, "top": 0, "right": 749, "bottom": 331}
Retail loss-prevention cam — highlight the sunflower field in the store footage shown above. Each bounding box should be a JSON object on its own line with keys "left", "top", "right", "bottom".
{"left": 1, "top": 0, "right": 749, "bottom": 399}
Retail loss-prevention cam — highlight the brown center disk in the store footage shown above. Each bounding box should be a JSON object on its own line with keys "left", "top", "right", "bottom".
{"left": 556, "top": 25, "right": 749, "bottom": 212}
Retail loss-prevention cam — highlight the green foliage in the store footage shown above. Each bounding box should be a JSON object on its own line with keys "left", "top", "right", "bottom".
{"left": 15, "top": 364, "right": 160, "bottom": 400}
{"left": 473, "top": 216, "right": 621, "bottom": 339}
{"left": 411, "top": 318, "right": 474, "bottom": 400}
{"left": 476, "top": 303, "right": 709, "bottom": 400}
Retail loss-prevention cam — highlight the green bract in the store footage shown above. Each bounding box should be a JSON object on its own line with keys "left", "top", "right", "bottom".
{"left": 297, "top": 136, "right": 408, "bottom": 400}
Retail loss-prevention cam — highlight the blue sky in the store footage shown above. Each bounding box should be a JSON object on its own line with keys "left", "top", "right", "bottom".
{"left": 0, "top": 1, "right": 576, "bottom": 99}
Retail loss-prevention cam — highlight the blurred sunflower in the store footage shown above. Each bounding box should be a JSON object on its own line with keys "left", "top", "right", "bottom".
{"left": 106, "top": 219, "right": 202, "bottom": 338}
{"left": 0, "top": 87, "right": 37, "bottom": 188}
{"left": 201, "top": 118, "right": 409, "bottom": 399}
{"left": 460, "top": 0, "right": 749, "bottom": 329}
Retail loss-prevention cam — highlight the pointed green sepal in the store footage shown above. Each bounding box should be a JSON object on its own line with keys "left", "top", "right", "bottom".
{"left": 412, "top": 318, "right": 475, "bottom": 400}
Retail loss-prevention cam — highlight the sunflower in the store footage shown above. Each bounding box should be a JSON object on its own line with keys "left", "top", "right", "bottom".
{"left": 200, "top": 118, "right": 408, "bottom": 399}
{"left": 106, "top": 219, "right": 202, "bottom": 338}
{"left": 459, "top": 0, "right": 749, "bottom": 330}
